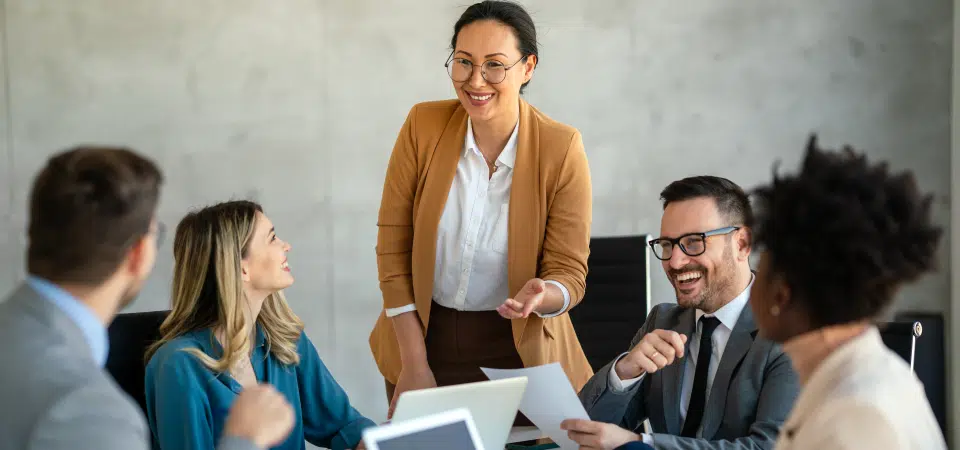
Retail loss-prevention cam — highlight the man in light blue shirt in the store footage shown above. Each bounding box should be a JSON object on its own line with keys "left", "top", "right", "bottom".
{"left": 0, "top": 146, "right": 297, "bottom": 450}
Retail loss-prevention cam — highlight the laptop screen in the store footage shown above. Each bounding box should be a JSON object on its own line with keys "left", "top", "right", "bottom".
{"left": 373, "top": 420, "right": 480, "bottom": 450}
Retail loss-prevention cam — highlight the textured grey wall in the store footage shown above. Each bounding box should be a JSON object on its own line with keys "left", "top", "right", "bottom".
{"left": 951, "top": 0, "right": 959, "bottom": 443}
{"left": 0, "top": 0, "right": 953, "bottom": 441}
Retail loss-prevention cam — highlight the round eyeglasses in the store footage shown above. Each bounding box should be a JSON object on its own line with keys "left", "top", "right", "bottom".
{"left": 445, "top": 53, "right": 528, "bottom": 84}
{"left": 648, "top": 226, "right": 741, "bottom": 261}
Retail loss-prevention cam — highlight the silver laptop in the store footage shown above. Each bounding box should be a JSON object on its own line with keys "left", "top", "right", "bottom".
{"left": 363, "top": 408, "right": 485, "bottom": 450}
{"left": 392, "top": 376, "right": 528, "bottom": 450}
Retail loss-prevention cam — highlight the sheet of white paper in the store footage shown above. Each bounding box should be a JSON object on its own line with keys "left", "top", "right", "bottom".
{"left": 482, "top": 363, "right": 589, "bottom": 450}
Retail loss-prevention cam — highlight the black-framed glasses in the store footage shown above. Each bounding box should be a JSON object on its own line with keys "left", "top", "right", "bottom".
{"left": 648, "top": 226, "right": 740, "bottom": 261}
{"left": 444, "top": 52, "right": 528, "bottom": 84}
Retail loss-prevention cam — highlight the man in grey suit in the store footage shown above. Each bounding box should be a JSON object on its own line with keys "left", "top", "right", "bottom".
{"left": 0, "top": 147, "right": 296, "bottom": 450}
{"left": 562, "top": 176, "right": 800, "bottom": 450}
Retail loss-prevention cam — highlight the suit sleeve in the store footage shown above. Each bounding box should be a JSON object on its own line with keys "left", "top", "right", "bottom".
{"left": 376, "top": 105, "right": 420, "bottom": 311}
{"left": 649, "top": 347, "right": 800, "bottom": 450}
{"left": 29, "top": 382, "right": 149, "bottom": 450}
{"left": 579, "top": 305, "right": 662, "bottom": 430}
{"left": 539, "top": 130, "right": 592, "bottom": 308}
{"left": 215, "top": 436, "right": 261, "bottom": 450}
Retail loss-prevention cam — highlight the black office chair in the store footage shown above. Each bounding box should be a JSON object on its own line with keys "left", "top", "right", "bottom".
{"left": 105, "top": 310, "right": 169, "bottom": 418}
{"left": 569, "top": 235, "right": 652, "bottom": 372}
{"left": 883, "top": 313, "right": 947, "bottom": 437}
{"left": 878, "top": 320, "right": 922, "bottom": 371}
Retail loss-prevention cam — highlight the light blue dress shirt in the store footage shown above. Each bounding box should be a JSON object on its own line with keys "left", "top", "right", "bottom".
{"left": 27, "top": 275, "right": 109, "bottom": 367}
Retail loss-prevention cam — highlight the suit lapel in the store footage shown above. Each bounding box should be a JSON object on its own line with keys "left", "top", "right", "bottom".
{"left": 700, "top": 304, "right": 758, "bottom": 438}
{"left": 413, "top": 105, "right": 467, "bottom": 326}
{"left": 662, "top": 307, "right": 696, "bottom": 435}
{"left": 509, "top": 99, "right": 542, "bottom": 346}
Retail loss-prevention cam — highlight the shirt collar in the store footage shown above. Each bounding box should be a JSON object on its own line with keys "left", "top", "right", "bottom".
{"left": 696, "top": 273, "right": 754, "bottom": 330}
{"left": 781, "top": 326, "right": 881, "bottom": 432}
{"left": 464, "top": 117, "right": 520, "bottom": 169}
{"left": 782, "top": 323, "right": 877, "bottom": 386}
{"left": 27, "top": 275, "right": 109, "bottom": 367}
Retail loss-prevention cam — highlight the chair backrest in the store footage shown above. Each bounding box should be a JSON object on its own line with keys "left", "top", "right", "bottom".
{"left": 569, "top": 235, "right": 652, "bottom": 372}
{"left": 105, "top": 310, "right": 169, "bottom": 417}
{"left": 878, "top": 321, "right": 922, "bottom": 371}
{"left": 891, "top": 313, "right": 947, "bottom": 438}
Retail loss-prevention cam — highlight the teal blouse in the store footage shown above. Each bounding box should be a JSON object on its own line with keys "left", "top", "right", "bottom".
{"left": 145, "top": 327, "right": 375, "bottom": 450}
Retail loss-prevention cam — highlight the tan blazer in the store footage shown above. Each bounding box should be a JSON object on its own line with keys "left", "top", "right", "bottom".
{"left": 368, "top": 98, "right": 594, "bottom": 391}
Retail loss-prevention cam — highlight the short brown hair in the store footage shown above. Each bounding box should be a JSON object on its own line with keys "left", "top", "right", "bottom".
{"left": 660, "top": 175, "right": 753, "bottom": 227}
{"left": 27, "top": 146, "right": 164, "bottom": 285}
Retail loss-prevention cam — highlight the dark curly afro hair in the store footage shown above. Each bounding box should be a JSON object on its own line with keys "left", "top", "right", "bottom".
{"left": 752, "top": 134, "right": 942, "bottom": 328}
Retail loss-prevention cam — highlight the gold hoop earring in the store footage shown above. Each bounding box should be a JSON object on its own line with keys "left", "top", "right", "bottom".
{"left": 770, "top": 305, "right": 780, "bottom": 317}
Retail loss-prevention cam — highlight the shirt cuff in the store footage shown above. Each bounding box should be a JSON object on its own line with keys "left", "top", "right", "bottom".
{"left": 385, "top": 303, "right": 417, "bottom": 318}
{"left": 608, "top": 352, "right": 644, "bottom": 392}
{"left": 642, "top": 433, "right": 654, "bottom": 446}
{"left": 536, "top": 280, "right": 571, "bottom": 318}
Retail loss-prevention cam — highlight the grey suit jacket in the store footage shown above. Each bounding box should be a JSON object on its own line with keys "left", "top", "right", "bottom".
{"left": 579, "top": 302, "right": 799, "bottom": 450}
{"left": 0, "top": 283, "right": 258, "bottom": 450}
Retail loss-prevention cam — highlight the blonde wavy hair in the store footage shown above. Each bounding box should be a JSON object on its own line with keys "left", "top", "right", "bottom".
{"left": 145, "top": 200, "right": 304, "bottom": 372}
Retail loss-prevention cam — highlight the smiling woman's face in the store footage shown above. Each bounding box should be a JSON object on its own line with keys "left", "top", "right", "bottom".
{"left": 450, "top": 19, "right": 536, "bottom": 123}
{"left": 241, "top": 212, "right": 293, "bottom": 297}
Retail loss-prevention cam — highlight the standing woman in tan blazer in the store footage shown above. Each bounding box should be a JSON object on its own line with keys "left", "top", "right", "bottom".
{"left": 368, "top": 0, "right": 594, "bottom": 418}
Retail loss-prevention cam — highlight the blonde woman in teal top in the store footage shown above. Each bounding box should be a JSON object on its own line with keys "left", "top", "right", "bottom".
{"left": 144, "top": 201, "right": 374, "bottom": 450}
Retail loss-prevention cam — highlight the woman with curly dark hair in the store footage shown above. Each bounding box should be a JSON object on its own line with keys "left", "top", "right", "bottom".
{"left": 748, "top": 136, "right": 946, "bottom": 449}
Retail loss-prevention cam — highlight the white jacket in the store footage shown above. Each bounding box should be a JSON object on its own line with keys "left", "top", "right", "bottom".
{"left": 775, "top": 327, "right": 945, "bottom": 450}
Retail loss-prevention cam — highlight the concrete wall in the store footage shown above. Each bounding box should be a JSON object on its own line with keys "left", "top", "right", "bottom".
{"left": 951, "top": 0, "right": 960, "bottom": 444}
{"left": 0, "top": 0, "right": 953, "bottom": 443}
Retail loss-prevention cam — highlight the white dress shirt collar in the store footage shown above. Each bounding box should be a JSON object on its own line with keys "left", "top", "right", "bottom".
{"left": 695, "top": 272, "right": 754, "bottom": 330}
{"left": 465, "top": 118, "right": 520, "bottom": 169}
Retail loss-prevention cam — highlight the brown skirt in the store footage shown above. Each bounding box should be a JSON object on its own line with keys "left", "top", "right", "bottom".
{"left": 386, "top": 301, "right": 532, "bottom": 426}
